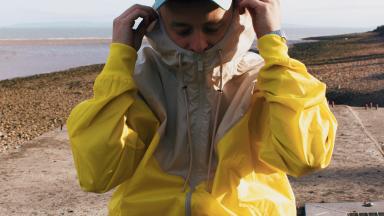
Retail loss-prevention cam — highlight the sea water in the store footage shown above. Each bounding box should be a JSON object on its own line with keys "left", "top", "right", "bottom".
{"left": 0, "top": 26, "right": 371, "bottom": 81}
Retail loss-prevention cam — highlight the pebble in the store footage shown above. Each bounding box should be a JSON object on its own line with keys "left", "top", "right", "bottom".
{"left": 0, "top": 64, "right": 102, "bottom": 153}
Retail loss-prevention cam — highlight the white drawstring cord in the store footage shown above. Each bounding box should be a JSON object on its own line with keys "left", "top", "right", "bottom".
{"left": 179, "top": 53, "right": 194, "bottom": 192}
{"left": 206, "top": 49, "right": 224, "bottom": 192}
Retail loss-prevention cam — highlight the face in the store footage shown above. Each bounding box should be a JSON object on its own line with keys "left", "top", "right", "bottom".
{"left": 159, "top": 1, "right": 233, "bottom": 53}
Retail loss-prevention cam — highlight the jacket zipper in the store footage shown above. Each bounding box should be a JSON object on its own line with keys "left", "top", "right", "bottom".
{"left": 185, "top": 58, "right": 205, "bottom": 216}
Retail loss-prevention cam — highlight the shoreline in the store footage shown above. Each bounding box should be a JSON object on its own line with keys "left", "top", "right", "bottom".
{"left": 1, "top": 27, "right": 370, "bottom": 82}
{"left": 0, "top": 38, "right": 308, "bottom": 82}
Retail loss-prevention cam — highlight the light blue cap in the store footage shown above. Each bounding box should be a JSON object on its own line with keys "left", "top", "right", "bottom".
{"left": 153, "top": 0, "right": 232, "bottom": 10}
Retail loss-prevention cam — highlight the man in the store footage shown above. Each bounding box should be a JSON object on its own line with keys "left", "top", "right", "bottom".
{"left": 67, "top": 0, "right": 337, "bottom": 215}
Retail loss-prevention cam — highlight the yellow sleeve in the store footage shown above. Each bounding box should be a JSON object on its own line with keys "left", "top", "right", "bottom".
{"left": 66, "top": 43, "right": 158, "bottom": 193}
{"left": 255, "top": 34, "right": 338, "bottom": 177}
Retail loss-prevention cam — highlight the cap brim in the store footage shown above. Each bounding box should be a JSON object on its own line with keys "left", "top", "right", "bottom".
{"left": 153, "top": 0, "right": 166, "bottom": 10}
{"left": 153, "top": 0, "right": 232, "bottom": 10}
{"left": 212, "top": 0, "right": 232, "bottom": 10}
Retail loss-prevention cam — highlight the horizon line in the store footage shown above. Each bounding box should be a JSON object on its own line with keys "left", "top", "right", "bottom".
{"left": 0, "top": 21, "right": 380, "bottom": 29}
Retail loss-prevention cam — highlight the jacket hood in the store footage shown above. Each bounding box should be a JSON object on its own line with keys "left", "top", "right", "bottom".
{"left": 133, "top": 9, "right": 262, "bottom": 190}
{"left": 144, "top": 9, "right": 256, "bottom": 72}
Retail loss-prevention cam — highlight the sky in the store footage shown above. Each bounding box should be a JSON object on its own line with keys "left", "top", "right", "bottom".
{"left": 0, "top": 0, "right": 383, "bottom": 28}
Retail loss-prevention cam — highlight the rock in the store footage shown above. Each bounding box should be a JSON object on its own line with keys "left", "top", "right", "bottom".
{"left": 373, "top": 25, "right": 384, "bottom": 36}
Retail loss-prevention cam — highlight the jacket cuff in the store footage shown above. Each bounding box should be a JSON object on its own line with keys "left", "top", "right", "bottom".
{"left": 257, "top": 34, "right": 289, "bottom": 60}
{"left": 101, "top": 43, "right": 138, "bottom": 77}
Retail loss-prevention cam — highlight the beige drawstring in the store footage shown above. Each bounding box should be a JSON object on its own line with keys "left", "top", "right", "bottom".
{"left": 178, "top": 51, "right": 224, "bottom": 192}
{"left": 179, "top": 53, "right": 194, "bottom": 192}
{"left": 206, "top": 49, "right": 224, "bottom": 192}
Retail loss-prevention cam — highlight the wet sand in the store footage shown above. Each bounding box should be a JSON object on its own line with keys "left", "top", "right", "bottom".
{"left": 0, "top": 38, "right": 111, "bottom": 46}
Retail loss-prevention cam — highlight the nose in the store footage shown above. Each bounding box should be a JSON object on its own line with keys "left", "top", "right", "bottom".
{"left": 187, "top": 31, "right": 209, "bottom": 53}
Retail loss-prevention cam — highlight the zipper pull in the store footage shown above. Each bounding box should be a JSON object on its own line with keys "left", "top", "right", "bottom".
{"left": 197, "top": 60, "right": 203, "bottom": 72}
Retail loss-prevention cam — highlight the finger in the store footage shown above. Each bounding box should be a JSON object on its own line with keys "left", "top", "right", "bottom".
{"left": 238, "top": 0, "right": 266, "bottom": 11}
{"left": 235, "top": 0, "right": 246, "bottom": 14}
{"left": 239, "top": 0, "right": 268, "bottom": 18}
{"left": 116, "top": 5, "right": 139, "bottom": 20}
{"left": 119, "top": 9, "right": 155, "bottom": 30}
{"left": 114, "top": 5, "right": 157, "bottom": 31}
{"left": 136, "top": 14, "right": 158, "bottom": 37}
{"left": 135, "top": 9, "right": 158, "bottom": 31}
{"left": 133, "top": 9, "right": 158, "bottom": 31}
{"left": 259, "top": 0, "right": 280, "bottom": 6}
{"left": 118, "top": 4, "right": 157, "bottom": 21}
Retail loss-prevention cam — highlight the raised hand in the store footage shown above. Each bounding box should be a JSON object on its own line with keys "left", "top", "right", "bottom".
{"left": 237, "top": 0, "right": 281, "bottom": 39}
{"left": 112, "top": 4, "right": 158, "bottom": 51}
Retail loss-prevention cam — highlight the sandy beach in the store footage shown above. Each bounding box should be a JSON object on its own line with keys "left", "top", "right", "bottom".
{"left": 0, "top": 27, "right": 383, "bottom": 215}
{"left": 1, "top": 105, "right": 383, "bottom": 215}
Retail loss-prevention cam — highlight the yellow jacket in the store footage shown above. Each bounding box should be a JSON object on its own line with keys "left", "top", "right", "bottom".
{"left": 67, "top": 12, "right": 337, "bottom": 216}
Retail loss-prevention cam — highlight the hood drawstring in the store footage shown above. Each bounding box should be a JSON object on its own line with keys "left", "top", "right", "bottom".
{"left": 207, "top": 49, "right": 224, "bottom": 192}
{"left": 178, "top": 51, "right": 224, "bottom": 193}
{"left": 179, "top": 53, "right": 194, "bottom": 192}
